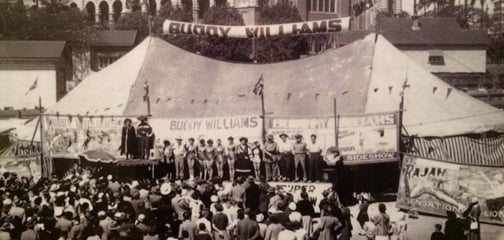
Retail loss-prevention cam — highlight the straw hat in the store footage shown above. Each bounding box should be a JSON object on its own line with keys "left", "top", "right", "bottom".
{"left": 289, "top": 212, "right": 302, "bottom": 223}
{"left": 288, "top": 202, "right": 297, "bottom": 211}
{"left": 256, "top": 214, "right": 265, "bottom": 223}
{"left": 160, "top": 183, "right": 172, "bottom": 196}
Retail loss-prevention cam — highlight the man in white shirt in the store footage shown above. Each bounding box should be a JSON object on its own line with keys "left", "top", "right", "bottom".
{"left": 173, "top": 138, "right": 186, "bottom": 180}
{"left": 278, "top": 133, "right": 293, "bottom": 181}
{"left": 306, "top": 134, "right": 323, "bottom": 182}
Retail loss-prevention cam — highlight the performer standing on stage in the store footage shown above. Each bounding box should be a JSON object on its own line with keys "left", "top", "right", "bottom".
{"left": 197, "top": 139, "right": 207, "bottom": 180}
{"left": 185, "top": 138, "right": 197, "bottom": 179}
{"left": 292, "top": 134, "right": 308, "bottom": 182}
{"left": 307, "top": 134, "right": 323, "bottom": 182}
{"left": 215, "top": 139, "right": 226, "bottom": 179}
{"left": 136, "top": 116, "right": 153, "bottom": 160}
{"left": 173, "top": 137, "right": 186, "bottom": 180}
{"left": 278, "top": 133, "right": 292, "bottom": 181}
{"left": 226, "top": 137, "right": 237, "bottom": 181}
{"left": 120, "top": 118, "right": 137, "bottom": 159}
{"left": 205, "top": 139, "right": 216, "bottom": 180}
{"left": 264, "top": 135, "right": 280, "bottom": 181}
{"left": 251, "top": 141, "right": 262, "bottom": 178}
{"left": 235, "top": 137, "right": 252, "bottom": 179}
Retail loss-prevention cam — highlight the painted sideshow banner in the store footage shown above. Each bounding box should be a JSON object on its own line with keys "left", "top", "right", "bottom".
{"left": 0, "top": 154, "right": 42, "bottom": 181}
{"left": 43, "top": 116, "right": 139, "bottom": 159}
{"left": 267, "top": 112, "right": 399, "bottom": 164}
{"left": 267, "top": 117, "right": 334, "bottom": 154}
{"left": 149, "top": 115, "right": 262, "bottom": 144}
{"left": 338, "top": 112, "right": 399, "bottom": 163}
{"left": 397, "top": 154, "right": 504, "bottom": 225}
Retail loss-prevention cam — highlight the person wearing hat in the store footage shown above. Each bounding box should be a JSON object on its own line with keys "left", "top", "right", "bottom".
{"left": 226, "top": 137, "right": 238, "bottom": 181}
{"left": 291, "top": 134, "right": 308, "bottom": 182}
{"left": 278, "top": 133, "right": 292, "bottom": 181}
{"left": 185, "top": 138, "right": 197, "bottom": 180}
{"left": 215, "top": 139, "right": 226, "bottom": 179}
{"left": 256, "top": 213, "right": 267, "bottom": 239}
{"left": 264, "top": 134, "right": 280, "bottom": 181}
{"left": 0, "top": 221, "right": 12, "bottom": 240}
{"left": 20, "top": 217, "right": 36, "bottom": 240}
{"left": 137, "top": 116, "right": 154, "bottom": 160}
{"left": 173, "top": 137, "right": 187, "bottom": 180}
{"left": 307, "top": 134, "right": 323, "bottom": 182}
{"left": 235, "top": 137, "right": 253, "bottom": 180}
{"left": 120, "top": 118, "right": 138, "bottom": 159}
{"left": 135, "top": 214, "right": 149, "bottom": 235}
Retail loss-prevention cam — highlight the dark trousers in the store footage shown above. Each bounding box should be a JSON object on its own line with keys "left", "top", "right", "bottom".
{"left": 279, "top": 152, "right": 293, "bottom": 180}
{"left": 138, "top": 136, "right": 150, "bottom": 159}
{"left": 308, "top": 152, "right": 322, "bottom": 181}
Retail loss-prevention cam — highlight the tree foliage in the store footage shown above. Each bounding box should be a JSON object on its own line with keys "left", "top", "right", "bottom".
{"left": 255, "top": 3, "right": 309, "bottom": 63}
{"left": 115, "top": 12, "right": 151, "bottom": 41}
{"left": 157, "top": 2, "right": 198, "bottom": 52}
{"left": 197, "top": 6, "right": 251, "bottom": 61}
{"left": 0, "top": 0, "right": 96, "bottom": 43}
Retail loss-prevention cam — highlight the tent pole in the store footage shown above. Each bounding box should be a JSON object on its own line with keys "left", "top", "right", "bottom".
{"left": 38, "top": 97, "right": 46, "bottom": 178}
{"left": 261, "top": 84, "right": 266, "bottom": 141}
{"left": 30, "top": 117, "right": 40, "bottom": 147}
{"left": 334, "top": 98, "right": 339, "bottom": 148}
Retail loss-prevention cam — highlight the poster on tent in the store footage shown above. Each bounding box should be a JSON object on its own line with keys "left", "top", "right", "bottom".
{"left": 43, "top": 116, "right": 140, "bottom": 159}
{"left": 338, "top": 112, "right": 399, "bottom": 164}
{"left": 149, "top": 115, "right": 262, "bottom": 143}
{"left": 266, "top": 112, "right": 399, "bottom": 164}
{"left": 0, "top": 154, "right": 42, "bottom": 181}
{"left": 396, "top": 154, "right": 504, "bottom": 225}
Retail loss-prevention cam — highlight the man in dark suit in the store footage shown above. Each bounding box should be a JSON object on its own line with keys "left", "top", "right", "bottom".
{"left": 120, "top": 118, "right": 137, "bottom": 159}
{"left": 245, "top": 176, "right": 260, "bottom": 214}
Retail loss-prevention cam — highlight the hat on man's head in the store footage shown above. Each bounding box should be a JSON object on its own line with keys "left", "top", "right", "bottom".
{"left": 279, "top": 133, "right": 288, "bottom": 138}
{"left": 295, "top": 134, "right": 303, "bottom": 139}
{"left": 256, "top": 214, "right": 265, "bottom": 223}
{"left": 247, "top": 176, "right": 255, "bottom": 183}
{"left": 210, "top": 195, "right": 219, "bottom": 203}
{"left": 107, "top": 175, "right": 113, "bottom": 181}
{"left": 267, "top": 134, "right": 274, "bottom": 140}
{"left": 288, "top": 202, "right": 297, "bottom": 211}
{"left": 239, "top": 137, "right": 248, "bottom": 143}
{"left": 176, "top": 136, "right": 183, "bottom": 141}
{"left": 2, "top": 199, "right": 12, "bottom": 206}
{"left": 137, "top": 214, "right": 146, "bottom": 223}
{"left": 160, "top": 183, "right": 172, "bottom": 196}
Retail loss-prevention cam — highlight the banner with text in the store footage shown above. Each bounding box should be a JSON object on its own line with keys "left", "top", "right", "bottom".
{"left": 338, "top": 112, "right": 399, "bottom": 163}
{"left": 44, "top": 116, "right": 140, "bottom": 159}
{"left": 149, "top": 115, "right": 262, "bottom": 143}
{"left": 162, "top": 18, "right": 350, "bottom": 38}
{"left": 223, "top": 181, "right": 332, "bottom": 213}
{"left": 397, "top": 154, "right": 504, "bottom": 225}
{"left": 267, "top": 112, "right": 399, "bottom": 164}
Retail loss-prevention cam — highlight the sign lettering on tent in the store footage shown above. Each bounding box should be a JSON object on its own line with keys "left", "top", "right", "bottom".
{"left": 397, "top": 154, "right": 504, "bottom": 225}
{"left": 162, "top": 18, "right": 350, "bottom": 38}
{"left": 149, "top": 115, "right": 262, "bottom": 143}
{"left": 267, "top": 112, "right": 399, "bottom": 164}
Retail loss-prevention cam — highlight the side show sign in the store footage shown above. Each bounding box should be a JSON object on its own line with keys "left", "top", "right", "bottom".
{"left": 162, "top": 18, "right": 350, "bottom": 38}
{"left": 397, "top": 154, "right": 504, "bottom": 225}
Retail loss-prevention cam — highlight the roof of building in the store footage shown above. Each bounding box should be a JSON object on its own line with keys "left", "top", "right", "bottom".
{"left": 379, "top": 17, "right": 489, "bottom": 46}
{"left": 0, "top": 41, "right": 66, "bottom": 59}
{"left": 90, "top": 30, "right": 138, "bottom": 47}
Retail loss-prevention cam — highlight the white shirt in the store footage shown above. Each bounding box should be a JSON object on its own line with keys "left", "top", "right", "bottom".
{"left": 173, "top": 144, "right": 186, "bottom": 155}
{"left": 295, "top": 228, "right": 307, "bottom": 240}
{"left": 278, "top": 230, "right": 296, "bottom": 240}
{"left": 278, "top": 140, "right": 291, "bottom": 153}
{"left": 307, "top": 140, "right": 323, "bottom": 153}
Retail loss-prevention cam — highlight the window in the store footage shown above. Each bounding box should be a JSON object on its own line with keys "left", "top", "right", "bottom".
{"left": 429, "top": 56, "right": 445, "bottom": 65}
{"left": 312, "top": 0, "right": 337, "bottom": 13}
{"left": 428, "top": 50, "right": 445, "bottom": 65}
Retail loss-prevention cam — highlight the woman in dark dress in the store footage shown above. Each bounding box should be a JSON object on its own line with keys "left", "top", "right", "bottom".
{"left": 120, "top": 118, "right": 137, "bottom": 159}
{"left": 235, "top": 137, "right": 253, "bottom": 179}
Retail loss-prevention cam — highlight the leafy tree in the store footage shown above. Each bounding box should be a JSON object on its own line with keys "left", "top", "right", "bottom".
{"left": 197, "top": 6, "right": 252, "bottom": 62}
{"left": 156, "top": 2, "right": 198, "bottom": 52}
{"left": 254, "top": 2, "right": 308, "bottom": 63}
{"left": 0, "top": 0, "right": 95, "bottom": 43}
{"left": 115, "top": 12, "right": 151, "bottom": 41}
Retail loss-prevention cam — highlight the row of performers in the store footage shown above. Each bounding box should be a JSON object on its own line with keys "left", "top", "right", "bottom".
{"left": 156, "top": 133, "right": 328, "bottom": 182}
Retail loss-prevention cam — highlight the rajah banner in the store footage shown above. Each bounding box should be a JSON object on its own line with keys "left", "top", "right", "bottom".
{"left": 162, "top": 18, "right": 350, "bottom": 38}
{"left": 396, "top": 154, "right": 504, "bottom": 225}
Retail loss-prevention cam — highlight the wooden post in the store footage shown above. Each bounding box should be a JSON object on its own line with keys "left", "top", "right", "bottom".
{"left": 334, "top": 98, "right": 339, "bottom": 148}
{"left": 38, "top": 97, "right": 46, "bottom": 177}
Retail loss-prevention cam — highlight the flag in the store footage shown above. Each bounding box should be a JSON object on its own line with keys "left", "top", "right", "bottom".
{"left": 25, "top": 76, "right": 38, "bottom": 95}
{"left": 253, "top": 75, "right": 264, "bottom": 96}
{"left": 143, "top": 80, "right": 149, "bottom": 101}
